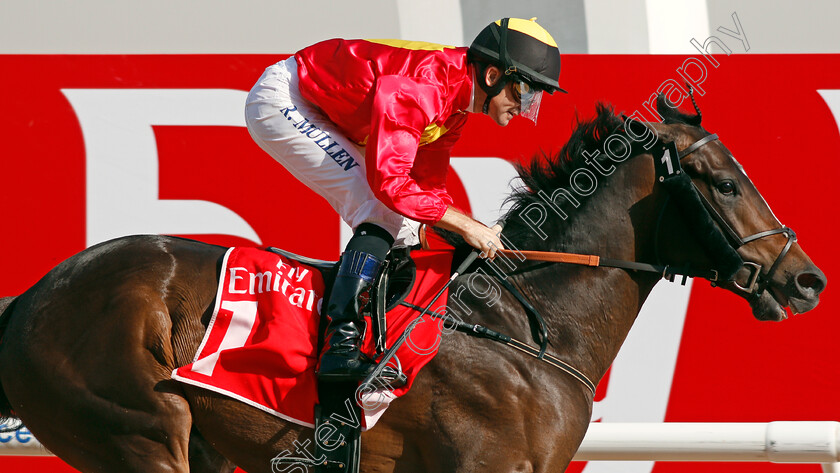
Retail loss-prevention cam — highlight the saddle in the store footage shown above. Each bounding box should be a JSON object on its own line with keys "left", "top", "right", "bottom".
{"left": 266, "top": 246, "right": 416, "bottom": 473}
{"left": 267, "top": 246, "right": 415, "bottom": 355}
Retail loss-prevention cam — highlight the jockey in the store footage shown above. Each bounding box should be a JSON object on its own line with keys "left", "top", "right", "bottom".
{"left": 245, "top": 18, "right": 565, "bottom": 382}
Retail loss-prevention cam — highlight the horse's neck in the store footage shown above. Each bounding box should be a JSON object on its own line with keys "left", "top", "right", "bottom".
{"left": 504, "top": 155, "right": 664, "bottom": 384}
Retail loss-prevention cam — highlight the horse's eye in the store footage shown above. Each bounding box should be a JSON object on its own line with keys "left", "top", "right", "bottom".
{"left": 717, "top": 180, "right": 736, "bottom": 195}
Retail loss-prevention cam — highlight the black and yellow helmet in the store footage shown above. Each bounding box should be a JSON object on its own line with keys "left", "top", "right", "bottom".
{"left": 468, "top": 17, "right": 565, "bottom": 95}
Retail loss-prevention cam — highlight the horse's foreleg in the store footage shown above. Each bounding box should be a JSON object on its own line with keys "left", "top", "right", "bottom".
{"left": 188, "top": 427, "right": 237, "bottom": 473}
{"left": 185, "top": 385, "right": 311, "bottom": 473}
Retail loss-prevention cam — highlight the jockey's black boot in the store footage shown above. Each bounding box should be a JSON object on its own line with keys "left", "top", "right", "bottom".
{"left": 318, "top": 250, "right": 382, "bottom": 381}
{"left": 318, "top": 224, "right": 393, "bottom": 382}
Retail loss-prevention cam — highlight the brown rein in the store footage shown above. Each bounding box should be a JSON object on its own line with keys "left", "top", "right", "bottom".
{"left": 497, "top": 249, "right": 601, "bottom": 266}
{"left": 419, "top": 226, "right": 719, "bottom": 282}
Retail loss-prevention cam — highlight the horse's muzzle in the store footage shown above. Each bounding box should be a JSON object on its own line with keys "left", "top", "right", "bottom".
{"left": 786, "top": 265, "right": 827, "bottom": 314}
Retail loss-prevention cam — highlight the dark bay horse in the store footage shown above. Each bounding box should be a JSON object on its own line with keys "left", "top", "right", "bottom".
{"left": 0, "top": 98, "right": 827, "bottom": 472}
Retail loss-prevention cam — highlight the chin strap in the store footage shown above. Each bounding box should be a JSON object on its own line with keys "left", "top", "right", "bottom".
{"left": 476, "top": 62, "right": 508, "bottom": 114}
{"left": 477, "top": 18, "right": 514, "bottom": 115}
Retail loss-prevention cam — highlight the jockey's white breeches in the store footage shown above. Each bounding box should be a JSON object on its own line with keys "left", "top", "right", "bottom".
{"left": 244, "top": 57, "right": 420, "bottom": 246}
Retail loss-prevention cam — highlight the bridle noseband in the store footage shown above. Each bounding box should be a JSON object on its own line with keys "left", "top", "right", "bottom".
{"left": 660, "top": 133, "right": 797, "bottom": 300}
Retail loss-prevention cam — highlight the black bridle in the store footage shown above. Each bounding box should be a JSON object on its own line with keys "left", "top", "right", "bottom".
{"left": 399, "top": 130, "right": 799, "bottom": 397}
{"left": 656, "top": 132, "right": 797, "bottom": 300}
{"left": 486, "top": 130, "right": 799, "bottom": 393}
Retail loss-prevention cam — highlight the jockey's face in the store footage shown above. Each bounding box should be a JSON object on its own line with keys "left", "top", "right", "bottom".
{"left": 481, "top": 66, "right": 521, "bottom": 127}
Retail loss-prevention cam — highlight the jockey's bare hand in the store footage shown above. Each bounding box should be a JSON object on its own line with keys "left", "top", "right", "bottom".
{"left": 435, "top": 207, "right": 504, "bottom": 259}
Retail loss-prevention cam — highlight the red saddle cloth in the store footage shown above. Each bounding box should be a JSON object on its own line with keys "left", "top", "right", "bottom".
{"left": 172, "top": 247, "right": 452, "bottom": 430}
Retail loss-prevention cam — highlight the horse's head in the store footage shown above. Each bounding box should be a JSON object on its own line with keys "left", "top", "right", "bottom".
{"left": 645, "top": 95, "right": 826, "bottom": 321}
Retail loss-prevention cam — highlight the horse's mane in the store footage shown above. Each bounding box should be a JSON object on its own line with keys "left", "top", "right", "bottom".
{"left": 497, "top": 102, "right": 626, "bottom": 247}
{"left": 439, "top": 96, "right": 702, "bottom": 250}
{"left": 510, "top": 103, "right": 623, "bottom": 211}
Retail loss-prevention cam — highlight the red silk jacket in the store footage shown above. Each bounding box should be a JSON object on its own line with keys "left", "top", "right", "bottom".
{"left": 295, "top": 39, "right": 475, "bottom": 226}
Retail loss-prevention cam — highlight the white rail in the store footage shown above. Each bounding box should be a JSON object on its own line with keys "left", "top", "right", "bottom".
{"left": 4, "top": 421, "right": 840, "bottom": 470}
{"left": 572, "top": 422, "right": 840, "bottom": 472}
{"left": 0, "top": 425, "right": 51, "bottom": 456}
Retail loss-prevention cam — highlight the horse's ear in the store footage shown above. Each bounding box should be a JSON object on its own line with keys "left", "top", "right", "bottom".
{"left": 655, "top": 93, "right": 670, "bottom": 117}
{"left": 655, "top": 92, "right": 703, "bottom": 127}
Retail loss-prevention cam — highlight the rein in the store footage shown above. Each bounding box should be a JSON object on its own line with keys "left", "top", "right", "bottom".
{"left": 495, "top": 132, "right": 795, "bottom": 299}
{"left": 413, "top": 130, "right": 796, "bottom": 398}
{"left": 416, "top": 134, "right": 796, "bottom": 395}
{"left": 399, "top": 300, "right": 597, "bottom": 395}
{"left": 496, "top": 249, "right": 719, "bottom": 283}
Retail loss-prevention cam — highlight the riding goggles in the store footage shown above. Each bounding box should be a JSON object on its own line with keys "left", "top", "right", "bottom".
{"left": 512, "top": 80, "right": 544, "bottom": 125}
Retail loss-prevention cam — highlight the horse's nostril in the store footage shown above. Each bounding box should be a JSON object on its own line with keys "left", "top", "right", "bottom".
{"left": 796, "top": 271, "right": 827, "bottom": 295}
